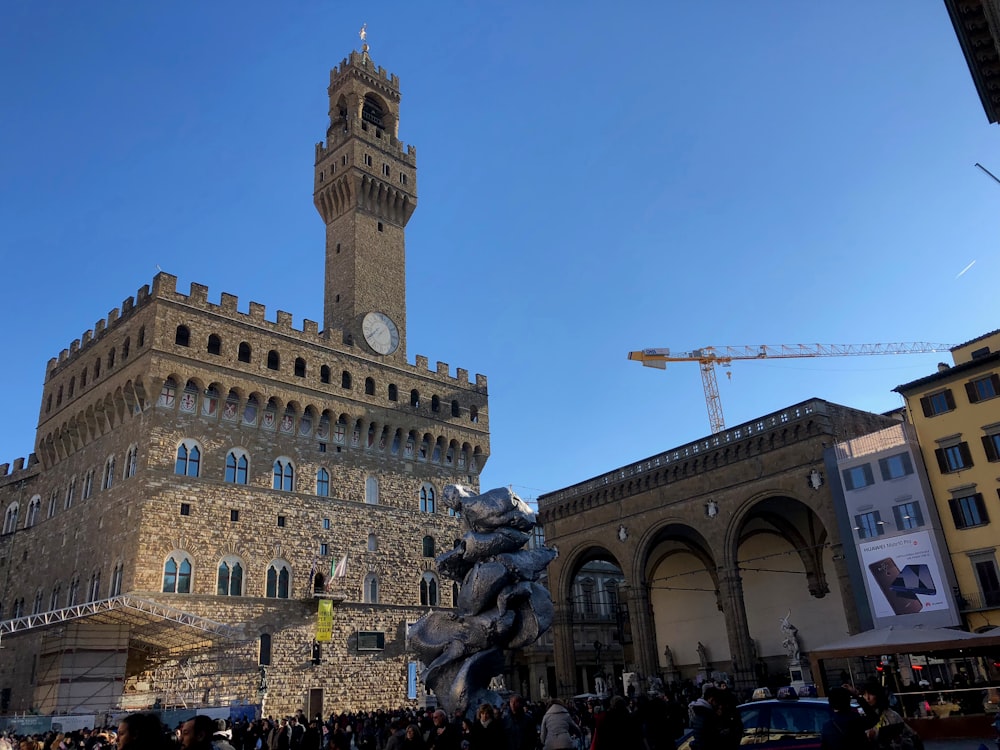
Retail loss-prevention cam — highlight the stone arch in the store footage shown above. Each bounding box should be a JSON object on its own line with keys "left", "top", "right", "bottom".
{"left": 724, "top": 491, "right": 835, "bottom": 599}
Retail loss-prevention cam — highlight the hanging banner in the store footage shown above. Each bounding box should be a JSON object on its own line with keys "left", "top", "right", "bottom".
{"left": 316, "top": 598, "right": 334, "bottom": 642}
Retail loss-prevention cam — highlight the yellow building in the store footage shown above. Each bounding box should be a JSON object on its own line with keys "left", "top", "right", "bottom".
{"left": 895, "top": 330, "right": 1000, "bottom": 631}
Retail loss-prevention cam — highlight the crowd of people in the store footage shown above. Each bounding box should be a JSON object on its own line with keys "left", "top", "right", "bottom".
{"left": 0, "top": 678, "right": 935, "bottom": 750}
{"left": 0, "top": 691, "right": 694, "bottom": 750}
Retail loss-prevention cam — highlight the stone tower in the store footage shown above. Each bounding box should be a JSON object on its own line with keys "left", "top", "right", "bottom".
{"left": 314, "top": 45, "right": 417, "bottom": 358}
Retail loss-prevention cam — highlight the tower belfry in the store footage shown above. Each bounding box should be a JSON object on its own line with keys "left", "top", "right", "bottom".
{"left": 313, "top": 37, "right": 417, "bottom": 359}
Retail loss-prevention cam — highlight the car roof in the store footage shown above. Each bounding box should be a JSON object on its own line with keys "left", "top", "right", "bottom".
{"left": 739, "top": 698, "right": 830, "bottom": 708}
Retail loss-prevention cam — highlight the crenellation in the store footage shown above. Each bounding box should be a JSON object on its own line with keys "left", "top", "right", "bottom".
{"left": 151, "top": 272, "right": 177, "bottom": 297}
{"left": 107, "top": 307, "right": 119, "bottom": 326}
{"left": 475, "top": 374, "right": 488, "bottom": 389}
{"left": 220, "top": 293, "right": 238, "bottom": 312}
{"left": 58, "top": 349, "right": 69, "bottom": 363}
{"left": 82, "top": 330, "right": 93, "bottom": 346}
{"left": 436, "top": 361, "right": 449, "bottom": 376}
{"left": 13, "top": 458, "right": 24, "bottom": 472}
{"left": 303, "top": 319, "right": 319, "bottom": 335}
{"left": 95, "top": 319, "right": 106, "bottom": 335}
{"left": 70, "top": 340, "right": 80, "bottom": 354}
{"left": 276, "top": 310, "right": 293, "bottom": 329}
{"left": 457, "top": 368, "right": 468, "bottom": 383}
{"left": 122, "top": 296, "right": 135, "bottom": 313}
{"left": 190, "top": 283, "right": 209, "bottom": 303}
{"left": 137, "top": 284, "right": 150, "bottom": 303}
{"left": 415, "top": 355, "right": 428, "bottom": 371}
{"left": 249, "top": 302, "right": 266, "bottom": 321}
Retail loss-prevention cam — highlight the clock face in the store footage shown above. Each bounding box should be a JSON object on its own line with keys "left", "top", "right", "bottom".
{"left": 362, "top": 312, "right": 399, "bottom": 355}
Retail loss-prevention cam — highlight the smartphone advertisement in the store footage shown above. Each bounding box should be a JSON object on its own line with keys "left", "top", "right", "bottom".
{"left": 859, "top": 530, "right": 950, "bottom": 619}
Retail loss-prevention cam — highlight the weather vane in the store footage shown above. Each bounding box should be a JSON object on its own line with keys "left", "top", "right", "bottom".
{"left": 359, "top": 23, "right": 369, "bottom": 53}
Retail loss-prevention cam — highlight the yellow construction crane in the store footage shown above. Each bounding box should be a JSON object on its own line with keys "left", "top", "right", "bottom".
{"left": 628, "top": 343, "right": 953, "bottom": 435}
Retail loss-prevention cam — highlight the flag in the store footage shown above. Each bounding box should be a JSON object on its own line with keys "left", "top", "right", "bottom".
{"left": 333, "top": 552, "right": 349, "bottom": 578}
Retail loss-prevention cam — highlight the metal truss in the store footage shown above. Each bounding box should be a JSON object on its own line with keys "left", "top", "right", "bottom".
{"left": 0, "top": 595, "right": 241, "bottom": 655}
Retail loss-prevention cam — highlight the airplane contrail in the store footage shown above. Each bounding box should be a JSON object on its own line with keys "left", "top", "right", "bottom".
{"left": 956, "top": 260, "right": 976, "bottom": 279}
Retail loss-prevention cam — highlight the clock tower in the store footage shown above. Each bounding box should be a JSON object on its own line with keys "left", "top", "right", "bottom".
{"left": 314, "top": 40, "right": 416, "bottom": 358}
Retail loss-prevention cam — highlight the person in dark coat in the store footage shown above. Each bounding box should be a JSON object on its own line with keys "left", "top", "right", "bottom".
{"left": 687, "top": 687, "right": 724, "bottom": 750}
{"left": 820, "top": 686, "right": 872, "bottom": 749}
{"left": 468, "top": 704, "right": 506, "bottom": 750}
{"left": 592, "top": 695, "right": 641, "bottom": 750}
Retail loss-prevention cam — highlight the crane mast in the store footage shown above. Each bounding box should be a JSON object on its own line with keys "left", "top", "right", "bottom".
{"left": 628, "top": 342, "right": 953, "bottom": 434}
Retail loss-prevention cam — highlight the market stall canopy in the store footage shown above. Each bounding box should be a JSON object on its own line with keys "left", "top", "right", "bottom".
{"left": 811, "top": 625, "right": 1000, "bottom": 660}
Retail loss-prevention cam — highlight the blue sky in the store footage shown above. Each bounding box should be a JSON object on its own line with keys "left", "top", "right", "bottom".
{"left": 1, "top": 2, "right": 996, "bottom": 504}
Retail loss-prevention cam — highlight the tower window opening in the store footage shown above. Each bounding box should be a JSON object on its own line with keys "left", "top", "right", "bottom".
{"left": 362, "top": 95, "right": 384, "bottom": 129}
{"left": 267, "top": 350, "right": 280, "bottom": 371}
{"left": 238, "top": 342, "right": 251, "bottom": 363}
{"left": 400, "top": 173, "right": 408, "bottom": 185}
{"left": 175, "top": 325, "right": 190, "bottom": 347}
{"left": 208, "top": 334, "right": 222, "bottom": 356}
{"left": 364, "top": 154, "right": 373, "bottom": 167}
{"left": 377, "top": 222, "right": 384, "bottom": 232}
{"left": 382, "top": 164, "right": 390, "bottom": 177}
{"left": 336, "top": 243, "right": 341, "bottom": 254}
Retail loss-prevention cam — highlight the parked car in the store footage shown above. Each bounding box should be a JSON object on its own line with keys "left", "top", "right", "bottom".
{"left": 677, "top": 696, "right": 834, "bottom": 749}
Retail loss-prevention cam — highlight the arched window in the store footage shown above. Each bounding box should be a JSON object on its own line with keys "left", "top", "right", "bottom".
{"left": 65, "top": 477, "right": 76, "bottom": 510}
{"left": 163, "top": 554, "right": 192, "bottom": 594}
{"left": 451, "top": 400, "right": 460, "bottom": 417}
{"left": 217, "top": 557, "right": 244, "bottom": 596}
{"left": 110, "top": 564, "right": 123, "bottom": 597}
{"left": 364, "top": 574, "right": 379, "bottom": 604}
{"left": 420, "top": 573, "right": 439, "bottom": 607}
{"left": 12, "top": 598, "right": 23, "bottom": 619}
{"left": 82, "top": 469, "right": 95, "bottom": 499}
{"left": 25, "top": 496, "right": 41, "bottom": 528}
{"left": 341, "top": 371, "right": 352, "bottom": 389}
{"left": 365, "top": 377, "right": 375, "bottom": 395}
{"left": 208, "top": 334, "right": 222, "bottom": 355}
{"left": 122, "top": 337, "right": 130, "bottom": 360}
{"left": 259, "top": 633, "right": 273, "bottom": 666}
{"left": 33, "top": 590, "right": 43, "bottom": 615}
{"left": 316, "top": 468, "right": 330, "bottom": 497}
{"left": 294, "top": 357, "right": 306, "bottom": 377}
{"left": 367, "top": 533, "right": 378, "bottom": 551}
{"left": 69, "top": 376, "right": 76, "bottom": 398}
{"left": 3, "top": 502, "right": 19, "bottom": 534}
{"left": 226, "top": 450, "right": 249, "bottom": 484}
{"left": 431, "top": 395, "right": 440, "bottom": 412}
{"left": 321, "top": 365, "right": 331, "bottom": 384}
{"left": 452, "top": 582, "right": 460, "bottom": 607}
{"left": 50, "top": 584, "right": 62, "bottom": 611}
{"left": 272, "top": 458, "right": 294, "bottom": 491}
{"left": 266, "top": 561, "right": 291, "bottom": 599}
{"left": 267, "top": 350, "right": 280, "bottom": 370}
{"left": 88, "top": 571, "right": 101, "bottom": 602}
{"left": 138, "top": 326, "right": 146, "bottom": 347}
{"left": 175, "top": 441, "right": 201, "bottom": 476}
{"left": 107, "top": 348, "right": 116, "bottom": 369}
{"left": 419, "top": 484, "right": 436, "bottom": 514}
{"left": 68, "top": 578, "right": 80, "bottom": 606}
{"left": 388, "top": 384, "right": 398, "bottom": 401}
{"left": 102, "top": 456, "right": 116, "bottom": 490}
{"left": 94, "top": 357, "right": 101, "bottom": 379}
{"left": 238, "top": 341, "right": 252, "bottom": 363}
{"left": 410, "top": 389, "right": 420, "bottom": 408}
{"left": 124, "top": 445, "right": 138, "bottom": 479}
{"left": 175, "top": 325, "right": 190, "bottom": 347}
{"left": 57, "top": 385, "right": 63, "bottom": 407}
{"left": 422, "top": 535, "right": 435, "bottom": 558}
{"left": 470, "top": 406, "right": 479, "bottom": 423}
{"left": 365, "top": 476, "right": 379, "bottom": 505}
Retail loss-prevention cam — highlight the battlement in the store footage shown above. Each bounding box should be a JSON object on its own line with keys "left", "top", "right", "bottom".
{"left": 315, "top": 118, "right": 417, "bottom": 164}
{"left": 331, "top": 51, "right": 400, "bottom": 90}
{"left": 0, "top": 453, "right": 40, "bottom": 487}
{"left": 48, "top": 273, "right": 486, "bottom": 391}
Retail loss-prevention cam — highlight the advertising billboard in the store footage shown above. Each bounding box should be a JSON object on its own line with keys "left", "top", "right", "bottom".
{"left": 859, "top": 530, "right": 949, "bottom": 619}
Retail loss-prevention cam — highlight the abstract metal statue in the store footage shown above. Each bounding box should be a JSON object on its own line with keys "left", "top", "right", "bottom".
{"left": 408, "top": 484, "right": 557, "bottom": 716}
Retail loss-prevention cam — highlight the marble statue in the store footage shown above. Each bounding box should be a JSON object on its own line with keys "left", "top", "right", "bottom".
{"left": 408, "top": 485, "right": 557, "bottom": 717}
{"left": 697, "top": 641, "right": 709, "bottom": 670}
{"left": 663, "top": 644, "right": 675, "bottom": 672}
{"left": 594, "top": 675, "right": 606, "bottom": 696}
{"left": 779, "top": 610, "right": 801, "bottom": 662}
